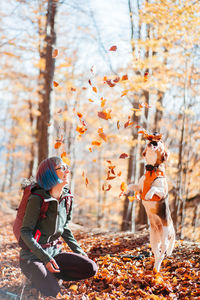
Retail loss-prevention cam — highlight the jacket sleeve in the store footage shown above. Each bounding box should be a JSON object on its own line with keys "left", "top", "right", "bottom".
{"left": 61, "top": 192, "right": 86, "bottom": 256}
{"left": 20, "top": 195, "right": 53, "bottom": 264}
{"left": 61, "top": 225, "right": 86, "bottom": 256}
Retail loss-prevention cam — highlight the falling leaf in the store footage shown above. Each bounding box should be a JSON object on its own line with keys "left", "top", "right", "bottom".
{"left": 109, "top": 45, "right": 117, "bottom": 51}
{"left": 71, "top": 87, "right": 76, "bottom": 92}
{"left": 108, "top": 165, "right": 116, "bottom": 174}
{"left": 102, "top": 184, "right": 112, "bottom": 191}
{"left": 98, "top": 128, "right": 103, "bottom": 134}
{"left": 88, "top": 98, "right": 94, "bottom": 102}
{"left": 82, "top": 87, "right": 87, "bottom": 90}
{"left": 89, "top": 147, "right": 92, "bottom": 152}
{"left": 140, "top": 102, "right": 151, "bottom": 109}
{"left": 131, "top": 108, "right": 141, "bottom": 112}
{"left": 80, "top": 119, "right": 86, "bottom": 126}
{"left": 144, "top": 71, "right": 149, "bottom": 81}
{"left": 124, "top": 116, "right": 133, "bottom": 128}
{"left": 77, "top": 112, "right": 83, "bottom": 118}
{"left": 106, "top": 160, "right": 112, "bottom": 164}
{"left": 113, "top": 76, "right": 120, "bottom": 83}
{"left": 106, "top": 175, "right": 116, "bottom": 180}
{"left": 61, "top": 152, "right": 71, "bottom": 166}
{"left": 117, "top": 121, "right": 120, "bottom": 129}
{"left": 106, "top": 80, "right": 115, "bottom": 87}
{"left": 54, "top": 142, "right": 62, "bottom": 149}
{"left": 121, "top": 90, "right": 128, "bottom": 97}
{"left": 117, "top": 171, "right": 122, "bottom": 176}
{"left": 76, "top": 125, "right": 87, "bottom": 135}
{"left": 103, "top": 76, "right": 108, "bottom": 82}
{"left": 85, "top": 177, "right": 89, "bottom": 187}
{"left": 88, "top": 79, "right": 92, "bottom": 86}
{"left": 91, "top": 141, "right": 102, "bottom": 147}
{"left": 119, "top": 153, "right": 129, "bottom": 159}
{"left": 138, "top": 130, "right": 147, "bottom": 136}
{"left": 90, "top": 65, "right": 94, "bottom": 73}
{"left": 52, "top": 49, "right": 58, "bottom": 58}
{"left": 120, "top": 182, "right": 127, "bottom": 192}
{"left": 53, "top": 81, "right": 59, "bottom": 87}
{"left": 98, "top": 127, "right": 107, "bottom": 142}
{"left": 99, "top": 132, "right": 107, "bottom": 142}
{"left": 121, "top": 74, "right": 128, "bottom": 81}
{"left": 101, "top": 97, "right": 106, "bottom": 107}
{"left": 92, "top": 86, "right": 97, "bottom": 93}
{"left": 98, "top": 109, "right": 112, "bottom": 120}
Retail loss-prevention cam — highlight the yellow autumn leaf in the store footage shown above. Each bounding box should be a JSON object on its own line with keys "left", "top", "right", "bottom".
{"left": 92, "top": 86, "right": 97, "bottom": 93}
{"left": 61, "top": 152, "right": 71, "bottom": 166}
{"left": 69, "top": 284, "right": 78, "bottom": 291}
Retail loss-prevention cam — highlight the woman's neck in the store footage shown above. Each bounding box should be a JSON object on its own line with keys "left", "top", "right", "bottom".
{"left": 49, "top": 183, "right": 65, "bottom": 200}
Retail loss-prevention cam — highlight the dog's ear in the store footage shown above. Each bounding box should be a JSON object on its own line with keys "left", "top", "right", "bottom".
{"left": 143, "top": 149, "right": 147, "bottom": 157}
{"left": 162, "top": 150, "right": 170, "bottom": 162}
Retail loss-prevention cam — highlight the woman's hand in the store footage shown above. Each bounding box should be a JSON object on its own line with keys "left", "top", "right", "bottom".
{"left": 46, "top": 259, "right": 60, "bottom": 273}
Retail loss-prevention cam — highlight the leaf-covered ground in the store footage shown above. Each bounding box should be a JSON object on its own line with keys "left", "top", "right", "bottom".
{"left": 0, "top": 212, "right": 200, "bottom": 300}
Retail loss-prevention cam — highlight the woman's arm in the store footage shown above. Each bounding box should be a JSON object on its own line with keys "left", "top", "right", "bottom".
{"left": 62, "top": 226, "right": 87, "bottom": 256}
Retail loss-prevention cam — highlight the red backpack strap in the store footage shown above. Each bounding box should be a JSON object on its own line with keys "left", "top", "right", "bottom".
{"left": 32, "top": 192, "right": 49, "bottom": 219}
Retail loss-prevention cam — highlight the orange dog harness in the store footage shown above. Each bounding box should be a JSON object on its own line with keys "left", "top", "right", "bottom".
{"left": 141, "top": 169, "right": 165, "bottom": 201}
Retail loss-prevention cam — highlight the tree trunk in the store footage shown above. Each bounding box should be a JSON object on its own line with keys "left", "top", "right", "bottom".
{"left": 27, "top": 100, "right": 36, "bottom": 177}
{"left": 37, "top": 0, "right": 58, "bottom": 164}
{"left": 121, "top": 140, "right": 135, "bottom": 231}
{"left": 173, "top": 61, "right": 188, "bottom": 232}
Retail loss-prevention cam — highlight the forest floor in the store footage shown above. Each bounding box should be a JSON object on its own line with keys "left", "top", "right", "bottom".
{"left": 0, "top": 211, "right": 200, "bottom": 300}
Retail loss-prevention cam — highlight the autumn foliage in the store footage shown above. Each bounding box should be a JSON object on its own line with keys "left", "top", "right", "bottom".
{"left": 0, "top": 213, "right": 200, "bottom": 299}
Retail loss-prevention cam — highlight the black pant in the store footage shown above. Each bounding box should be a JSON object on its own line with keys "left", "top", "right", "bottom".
{"left": 20, "top": 252, "right": 98, "bottom": 297}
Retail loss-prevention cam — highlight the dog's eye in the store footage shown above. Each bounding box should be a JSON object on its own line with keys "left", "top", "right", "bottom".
{"left": 150, "top": 141, "right": 158, "bottom": 146}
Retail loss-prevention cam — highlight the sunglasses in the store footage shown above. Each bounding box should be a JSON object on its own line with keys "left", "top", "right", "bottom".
{"left": 55, "top": 165, "right": 69, "bottom": 172}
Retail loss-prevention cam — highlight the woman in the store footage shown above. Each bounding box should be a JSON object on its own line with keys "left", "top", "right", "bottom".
{"left": 20, "top": 156, "right": 98, "bottom": 298}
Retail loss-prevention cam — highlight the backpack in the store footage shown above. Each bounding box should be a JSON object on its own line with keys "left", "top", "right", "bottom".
{"left": 13, "top": 184, "right": 49, "bottom": 247}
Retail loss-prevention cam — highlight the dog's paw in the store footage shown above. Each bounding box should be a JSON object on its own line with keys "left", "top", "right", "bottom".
{"left": 145, "top": 190, "right": 154, "bottom": 200}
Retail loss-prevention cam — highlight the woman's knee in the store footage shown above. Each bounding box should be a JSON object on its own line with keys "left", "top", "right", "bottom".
{"left": 81, "top": 258, "right": 98, "bottom": 277}
{"left": 88, "top": 259, "right": 98, "bottom": 276}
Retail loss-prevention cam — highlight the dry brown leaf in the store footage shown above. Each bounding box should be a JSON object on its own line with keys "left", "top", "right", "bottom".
{"left": 109, "top": 45, "right": 117, "bottom": 51}
{"left": 53, "top": 81, "right": 59, "bottom": 87}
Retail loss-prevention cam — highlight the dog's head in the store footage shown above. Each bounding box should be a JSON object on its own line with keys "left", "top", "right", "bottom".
{"left": 143, "top": 133, "right": 169, "bottom": 166}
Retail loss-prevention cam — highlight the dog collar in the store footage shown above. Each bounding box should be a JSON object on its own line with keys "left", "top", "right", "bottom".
{"left": 145, "top": 164, "right": 159, "bottom": 171}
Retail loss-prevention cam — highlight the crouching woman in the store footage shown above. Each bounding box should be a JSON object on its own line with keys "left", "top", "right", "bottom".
{"left": 19, "top": 156, "right": 98, "bottom": 298}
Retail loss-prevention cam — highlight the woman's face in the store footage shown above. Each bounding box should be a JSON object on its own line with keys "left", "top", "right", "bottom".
{"left": 55, "top": 163, "right": 70, "bottom": 184}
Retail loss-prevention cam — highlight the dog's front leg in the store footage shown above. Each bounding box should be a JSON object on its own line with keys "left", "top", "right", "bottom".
{"left": 145, "top": 178, "right": 166, "bottom": 200}
{"left": 126, "top": 176, "right": 144, "bottom": 194}
{"left": 127, "top": 183, "right": 140, "bottom": 193}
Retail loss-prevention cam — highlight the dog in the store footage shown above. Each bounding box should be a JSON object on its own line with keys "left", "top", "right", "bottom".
{"left": 127, "top": 132, "right": 175, "bottom": 272}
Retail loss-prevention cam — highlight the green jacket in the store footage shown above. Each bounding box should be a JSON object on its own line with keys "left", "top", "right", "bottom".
{"left": 20, "top": 185, "right": 85, "bottom": 264}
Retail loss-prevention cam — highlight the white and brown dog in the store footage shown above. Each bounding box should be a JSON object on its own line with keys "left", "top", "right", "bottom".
{"left": 127, "top": 132, "right": 175, "bottom": 272}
